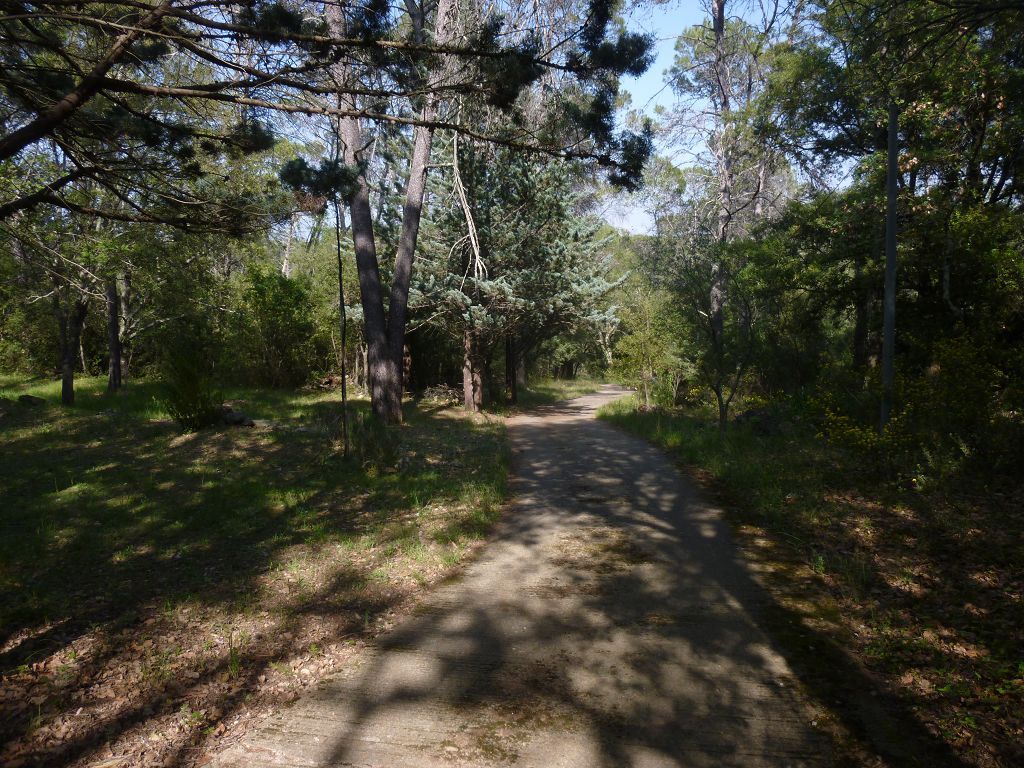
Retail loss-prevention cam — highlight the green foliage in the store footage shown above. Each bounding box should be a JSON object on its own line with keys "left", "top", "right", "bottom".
{"left": 229, "top": 263, "right": 323, "bottom": 388}
{"left": 279, "top": 159, "right": 359, "bottom": 200}
{"left": 413, "top": 148, "right": 621, "bottom": 401}
{"left": 157, "top": 316, "right": 223, "bottom": 431}
{"left": 611, "top": 288, "right": 686, "bottom": 408}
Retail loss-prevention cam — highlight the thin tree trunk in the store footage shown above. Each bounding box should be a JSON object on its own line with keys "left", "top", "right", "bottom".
{"left": 463, "top": 327, "right": 483, "bottom": 412}
{"left": 505, "top": 334, "right": 518, "bottom": 404}
{"left": 715, "top": 387, "right": 728, "bottom": 433}
{"left": 709, "top": 0, "right": 732, "bottom": 399}
{"left": 120, "top": 270, "right": 133, "bottom": 379}
{"left": 386, "top": 101, "right": 441, "bottom": 416}
{"left": 106, "top": 278, "right": 122, "bottom": 392}
{"left": 59, "top": 299, "right": 88, "bottom": 406}
{"left": 78, "top": 331, "right": 88, "bottom": 376}
{"left": 282, "top": 212, "right": 297, "bottom": 278}
{"left": 333, "top": 196, "right": 350, "bottom": 455}
{"left": 880, "top": 99, "right": 899, "bottom": 430}
{"left": 853, "top": 239, "right": 874, "bottom": 370}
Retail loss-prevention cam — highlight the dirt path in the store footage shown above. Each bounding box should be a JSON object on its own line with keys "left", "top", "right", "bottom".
{"left": 211, "top": 386, "right": 833, "bottom": 767}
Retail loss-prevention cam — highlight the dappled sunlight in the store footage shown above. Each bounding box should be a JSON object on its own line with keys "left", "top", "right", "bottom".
{"left": 600, "top": 399, "right": 1021, "bottom": 767}
{"left": 212, "top": 386, "right": 837, "bottom": 768}
{"left": 0, "top": 388, "right": 507, "bottom": 768}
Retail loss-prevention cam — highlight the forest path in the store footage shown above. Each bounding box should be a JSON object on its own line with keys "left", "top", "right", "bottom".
{"left": 211, "top": 385, "right": 833, "bottom": 768}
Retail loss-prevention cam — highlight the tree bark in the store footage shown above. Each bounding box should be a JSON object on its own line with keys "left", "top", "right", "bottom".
{"left": 516, "top": 357, "right": 527, "bottom": 389}
{"left": 505, "top": 334, "right": 518, "bottom": 404}
{"left": 330, "top": 0, "right": 455, "bottom": 423}
{"left": 852, "top": 239, "right": 873, "bottom": 370}
{"left": 716, "top": 387, "right": 728, "bottom": 433}
{"left": 709, "top": 0, "right": 731, "bottom": 394}
{"left": 57, "top": 298, "right": 88, "bottom": 406}
{"left": 463, "top": 327, "right": 483, "bottom": 412}
{"left": 106, "top": 278, "right": 122, "bottom": 392}
{"left": 880, "top": 99, "right": 899, "bottom": 430}
{"left": 119, "top": 271, "right": 134, "bottom": 378}
{"left": 333, "top": 197, "right": 349, "bottom": 455}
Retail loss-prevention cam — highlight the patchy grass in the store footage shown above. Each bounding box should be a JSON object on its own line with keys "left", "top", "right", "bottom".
{"left": 509, "top": 377, "right": 604, "bottom": 411}
{"left": 599, "top": 395, "right": 1023, "bottom": 768}
{"left": 0, "top": 377, "right": 507, "bottom": 768}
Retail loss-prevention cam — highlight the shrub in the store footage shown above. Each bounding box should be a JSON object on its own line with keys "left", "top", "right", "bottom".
{"left": 230, "top": 264, "right": 321, "bottom": 387}
{"left": 157, "top": 316, "right": 223, "bottom": 431}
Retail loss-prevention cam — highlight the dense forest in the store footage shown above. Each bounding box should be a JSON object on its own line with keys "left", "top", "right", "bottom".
{"left": 1, "top": 0, "right": 1022, "bottom": 767}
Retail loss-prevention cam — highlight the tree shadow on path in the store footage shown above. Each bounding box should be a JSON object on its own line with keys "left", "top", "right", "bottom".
{"left": 216, "top": 386, "right": 972, "bottom": 768}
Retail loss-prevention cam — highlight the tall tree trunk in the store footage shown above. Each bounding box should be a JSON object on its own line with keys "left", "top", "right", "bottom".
{"left": 463, "top": 327, "right": 483, "bottom": 412}
{"left": 119, "top": 270, "right": 133, "bottom": 378}
{"left": 333, "top": 198, "right": 349, "bottom": 455}
{"left": 79, "top": 324, "right": 88, "bottom": 374}
{"left": 329, "top": 0, "right": 455, "bottom": 424}
{"left": 853, "top": 236, "right": 875, "bottom": 371}
{"left": 105, "top": 278, "right": 122, "bottom": 392}
{"left": 338, "top": 106, "right": 395, "bottom": 420}
{"left": 505, "top": 334, "right": 518, "bottom": 404}
{"left": 709, "top": 0, "right": 732, "bottom": 396}
{"left": 715, "top": 386, "right": 728, "bottom": 433}
{"left": 880, "top": 100, "right": 899, "bottom": 430}
{"left": 58, "top": 298, "right": 88, "bottom": 406}
{"left": 282, "top": 212, "right": 297, "bottom": 278}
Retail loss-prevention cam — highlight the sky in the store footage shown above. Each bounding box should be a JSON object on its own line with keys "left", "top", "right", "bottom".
{"left": 600, "top": 1, "right": 708, "bottom": 234}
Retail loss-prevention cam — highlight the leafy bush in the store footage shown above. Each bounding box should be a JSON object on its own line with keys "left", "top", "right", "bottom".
{"left": 813, "top": 335, "right": 1019, "bottom": 485}
{"left": 229, "top": 264, "right": 322, "bottom": 387}
{"left": 157, "top": 316, "right": 223, "bottom": 431}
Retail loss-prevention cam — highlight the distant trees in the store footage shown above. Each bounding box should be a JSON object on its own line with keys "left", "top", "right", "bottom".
{"left": 612, "top": 0, "right": 1024, "bottom": 476}
{"left": 415, "top": 150, "right": 619, "bottom": 410}
{"left": 605, "top": 1, "right": 789, "bottom": 426}
{"left": 1, "top": 0, "right": 654, "bottom": 417}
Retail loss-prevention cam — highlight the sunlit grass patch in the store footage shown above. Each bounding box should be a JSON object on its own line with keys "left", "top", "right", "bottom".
{"left": 499, "top": 376, "right": 604, "bottom": 412}
{"left": 0, "top": 379, "right": 508, "bottom": 768}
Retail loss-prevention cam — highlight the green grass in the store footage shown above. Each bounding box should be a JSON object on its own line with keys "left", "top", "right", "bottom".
{"left": 598, "top": 395, "right": 832, "bottom": 531}
{"left": 0, "top": 376, "right": 509, "bottom": 765}
{"left": 509, "top": 377, "right": 604, "bottom": 411}
{"left": 1, "top": 380, "right": 507, "bottom": 634}
{"left": 0, "top": 374, "right": 351, "bottom": 422}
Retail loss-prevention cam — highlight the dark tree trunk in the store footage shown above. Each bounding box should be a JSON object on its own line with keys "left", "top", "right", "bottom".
{"left": 715, "top": 387, "right": 728, "bottom": 433}
{"left": 402, "top": 344, "right": 412, "bottom": 391}
{"left": 58, "top": 299, "right": 88, "bottom": 406}
{"left": 463, "top": 328, "right": 483, "bottom": 412}
{"left": 880, "top": 100, "right": 899, "bottom": 430}
{"left": 516, "top": 356, "right": 527, "bottom": 389}
{"left": 329, "top": 0, "right": 454, "bottom": 424}
{"left": 853, "top": 239, "right": 875, "bottom": 370}
{"left": 709, "top": 0, "right": 731, "bottom": 406}
{"left": 673, "top": 376, "right": 688, "bottom": 406}
{"left": 505, "top": 334, "right": 518, "bottom": 404}
{"left": 119, "top": 271, "right": 133, "bottom": 378}
{"left": 334, "top": 198, "right": 350, "bottom": 455}
{"left": 105, "top": 278, "right": 122, "bottom": 392}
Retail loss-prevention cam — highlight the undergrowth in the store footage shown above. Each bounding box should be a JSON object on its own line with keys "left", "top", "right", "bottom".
{"left": 598, "top": 394, "right": 1023, "bottom": 768}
